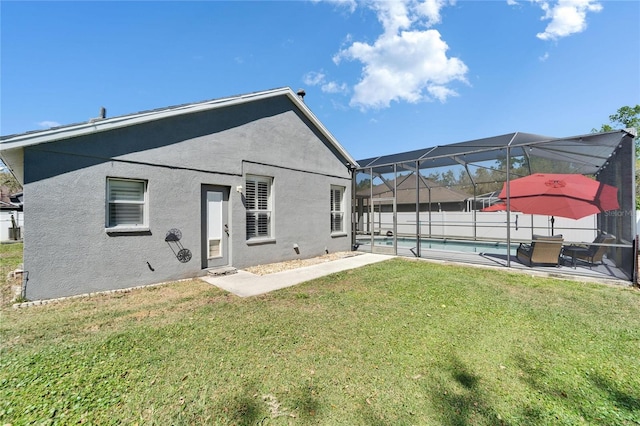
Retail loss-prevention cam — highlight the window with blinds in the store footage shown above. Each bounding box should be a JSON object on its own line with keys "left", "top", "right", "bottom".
{"left": 246, "top": 175, "right": 272, "bottom": 239}
{"left": 107, "top": 178, "right": 147, "bottom": 228}
{"left": 331, "top": 185, "right": 344, "bottom": 233}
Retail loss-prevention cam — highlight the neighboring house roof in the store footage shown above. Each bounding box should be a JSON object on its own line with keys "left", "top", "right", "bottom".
{"left": 0, "top": 200, "right": 19, "bottom": 210}
{"left": 358, "top": 175, "right": 470, "bottom": 204}
{"left": 393, "top": 186, "right": 469, "bottom": 205}
{"left": 9, "top": 191, "right": 23, "bottom": 207}
{"left": 0, "top": 187, "right": 21, "bottom": 210}
{"left": 396, "top": 186, "right": 469, "bottom": 205}
{"left": 0, "top": 87, "right": 358, "bottom": 185}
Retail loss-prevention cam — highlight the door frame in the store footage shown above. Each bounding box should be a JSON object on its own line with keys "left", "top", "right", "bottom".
{"left": 201, "top": 185, "right": 231, "bottom": 269}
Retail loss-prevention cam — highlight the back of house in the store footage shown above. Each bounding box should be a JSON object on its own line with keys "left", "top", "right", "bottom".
{"left": 0, "top": 87, "right": 357, "bottom": 300}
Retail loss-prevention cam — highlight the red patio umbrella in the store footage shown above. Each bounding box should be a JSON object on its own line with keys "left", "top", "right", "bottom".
{"left": 498, "top": 173, "right": 619, "bottom": 233}
{"left": 480, "top": 202, "right": 507, "bottom": 212}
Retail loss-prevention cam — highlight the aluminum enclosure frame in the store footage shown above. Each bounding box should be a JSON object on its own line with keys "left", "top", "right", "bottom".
{"left": 354, "top": 130, "right": 637, "bottom": 281}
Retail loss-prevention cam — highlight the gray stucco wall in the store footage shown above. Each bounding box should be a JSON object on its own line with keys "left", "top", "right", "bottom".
{"left": 22, "top": 96, "right": 353, "bottom": 300}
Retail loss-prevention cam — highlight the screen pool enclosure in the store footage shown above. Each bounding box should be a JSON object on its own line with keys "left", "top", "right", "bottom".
{"left": 353, "top": 130, "right": 637, "bottom": 282}
{"left": 359, "top": 237, "right": 517, "bottom": 257}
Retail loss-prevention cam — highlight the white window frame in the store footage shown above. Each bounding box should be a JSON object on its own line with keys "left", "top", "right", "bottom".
{"left": 246, "top": 175, "right": 273, "bottom": 241}
{"left": 331, "top": 185, "right": 345, "bottom": 234}
{"left": 106, "top": 177, "right": 148, "bottom": 230}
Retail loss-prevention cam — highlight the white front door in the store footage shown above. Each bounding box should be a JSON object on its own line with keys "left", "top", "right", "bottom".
{"left": 202, "top": 186, "right": 229, "bottom": 269}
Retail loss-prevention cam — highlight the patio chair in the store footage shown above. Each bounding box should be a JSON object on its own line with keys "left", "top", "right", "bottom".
{"left": 572, "top": 233, "right": 616, "bottom": 267}
{"left": 517, "top": 234, "right": 564, "bottom": 266}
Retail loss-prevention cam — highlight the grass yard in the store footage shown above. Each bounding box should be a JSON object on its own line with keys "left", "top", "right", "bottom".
{"left": 1, "top": 256, "right": 639, "bottom": 425}
{"left": 1, "top": 242, "right": 23, "bottom": 304}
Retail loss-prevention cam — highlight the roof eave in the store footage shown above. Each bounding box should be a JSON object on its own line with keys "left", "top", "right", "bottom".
{"left": 0, "top": 87, "right": 359, "bottom": 182}
{"left": 0, "top": 88, "right": 293, "bottom": 150}
{"left": 0, "top": 148, "right": 24, "bottom": 185}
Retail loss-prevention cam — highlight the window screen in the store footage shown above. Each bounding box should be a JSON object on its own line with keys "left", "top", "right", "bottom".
{"left": 107, "top": 178, "right": 147, "bottom": 228}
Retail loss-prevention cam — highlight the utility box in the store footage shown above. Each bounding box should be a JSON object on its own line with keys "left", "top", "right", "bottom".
{"left": 9, "top": 227, "right": 21, "bottom": 240}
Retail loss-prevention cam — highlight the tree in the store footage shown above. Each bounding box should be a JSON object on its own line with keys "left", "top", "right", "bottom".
{"left": 609, "top": 105, "right": 640, "bottom": 129}
{"left": 0, "top": 170, "right": 21, "bottom": 194}
{"left": 355, "top": 176, "right": 371, "bottom": 192}
{"left": 594, "top": 104, "right": 640, "bottom": 157}
{"left": 594, "top": 105, "right": 640, "bottom": 210}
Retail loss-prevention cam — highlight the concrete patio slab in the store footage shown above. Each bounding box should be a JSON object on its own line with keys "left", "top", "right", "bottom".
{"left": 200, "top": 253, "right": 392, "bottom": 297}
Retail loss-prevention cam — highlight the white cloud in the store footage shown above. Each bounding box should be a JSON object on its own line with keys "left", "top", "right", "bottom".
{"left": 37, "top": 120, "right": 60, "bottom": 129}
{"left": 535, "top": 0, "right": 602, "bottom": 41}
{"left": 333, "top": 0, "right": 358, "bottom": 13}
{"left": 506, "top": 0, "right": 519, "bottom": 6}
{"left": 321, "top": 81, "right": 349, "bottom": 94}
{"left": 303, "top": 71, "right": 349, "bottom": 95}
{"left": 370, "top": 0, "right": 413, "bottom": 34}
{"left": 311, "top": 0, "right": 357, "bottom": 13}
{"left": 539, "top": 51, "right": 550, "bottom": 61}
{"left": 414, "top": 0, "right": 453, "bottom": 27}
{"left": 303, "top": 71, "right": 326, "bottom": 86}
{"left": 333, "top": 0, "right": 466, "bottom": 110}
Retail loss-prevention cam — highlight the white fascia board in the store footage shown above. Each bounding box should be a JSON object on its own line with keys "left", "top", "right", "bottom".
{"left": 0, "top": 88, "right": 291, "bottom": 151}
{"left": 0, "top": 87, "right": 358, "bottom": 169}
{"left": 0, "top": 87, "right": 359, "bottom": 182}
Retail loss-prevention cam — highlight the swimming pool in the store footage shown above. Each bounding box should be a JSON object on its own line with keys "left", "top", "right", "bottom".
{"left": 357, "top": 237, "right": 515, "bottom": 256}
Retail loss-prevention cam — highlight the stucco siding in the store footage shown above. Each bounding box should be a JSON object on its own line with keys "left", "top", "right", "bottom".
{"left": 232, "top": 161, "right": 351, "bottom": 269}
{"left": 21, "top": 95, "right": 352, "bottom": 300}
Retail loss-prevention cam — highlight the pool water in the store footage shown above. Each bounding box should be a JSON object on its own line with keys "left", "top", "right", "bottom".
{"left": 358, "top": 237, "right": 514, "bottom": 256}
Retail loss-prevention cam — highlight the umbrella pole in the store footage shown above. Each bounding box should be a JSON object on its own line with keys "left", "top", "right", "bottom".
{"left": 550, "top": 216, "right": 555, "bottom": 235}
{"left": 506, "top": 146, "right": 511, "bottom": 267}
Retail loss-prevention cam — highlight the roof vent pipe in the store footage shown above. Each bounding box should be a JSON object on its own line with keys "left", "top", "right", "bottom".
{"left": 296, "top": 89, "right": 306, "bottom": 102}
{"left": 89, "top": 107, "right": 107, "bottom": 123}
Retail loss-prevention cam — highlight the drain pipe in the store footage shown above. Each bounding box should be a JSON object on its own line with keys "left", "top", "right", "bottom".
{"left": 415, "top": 160, "right": 421, "bottom": 258}
{"left": 21, "top": 271, "right": 29, "bottom": 300}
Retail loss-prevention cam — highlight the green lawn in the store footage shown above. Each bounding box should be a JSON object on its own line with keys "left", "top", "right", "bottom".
{"left": 1, "top": 242, "right": 23, "bottom": 304}
{"left": 1, "top": 257, "right": 639, "bottom": 425}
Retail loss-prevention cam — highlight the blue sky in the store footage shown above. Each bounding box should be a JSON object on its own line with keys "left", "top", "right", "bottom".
{"left": 1, "top": 0, "right": 638, "bottom": 161}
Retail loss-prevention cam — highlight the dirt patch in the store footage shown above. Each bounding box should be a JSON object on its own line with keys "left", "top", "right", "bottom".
{"left": 244, "top": 251, "right": 363, "bottom": 275}
{"left": 1, "top": 274, "right": 22, "bottom": 306}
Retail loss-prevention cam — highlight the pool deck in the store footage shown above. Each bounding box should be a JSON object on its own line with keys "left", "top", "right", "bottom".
{"left": 375, "top": 245, "right": 633, "bottom": 286}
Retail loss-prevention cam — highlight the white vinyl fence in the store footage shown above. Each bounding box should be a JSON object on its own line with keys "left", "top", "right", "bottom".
{"left": 358, "top": 211, "right": 599, "bottom": 244}
{"left": 0, "top": 210, "right": 23, "bottom": 242}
